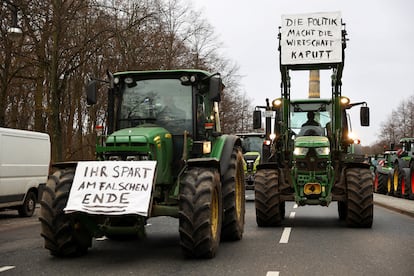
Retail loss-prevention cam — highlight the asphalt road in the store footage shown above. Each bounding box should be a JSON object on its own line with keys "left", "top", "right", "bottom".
{"left": 1, "top": 194, "right": 413, "bottom": 276}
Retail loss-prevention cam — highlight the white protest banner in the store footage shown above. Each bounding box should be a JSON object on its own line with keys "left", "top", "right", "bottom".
{"left": 64, "top": 161, "right": 157, "bottom": 216}
{"left": 281, "top": 12, "right": 342, "bottom": 65}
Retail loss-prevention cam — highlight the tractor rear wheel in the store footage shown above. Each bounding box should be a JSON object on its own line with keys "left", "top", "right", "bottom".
{"left": 345, "top": 167, "right": 373, "bottom": 228}
{"left": 254, "top": 169, "right": 282, "bottom": 227}
{"left": 409, "top": 164, "right": 414, "bottom": 199}
{"left": 221, "top": 147, "right": 245, "bottom": 241}
{"left": 399, "top": 168, "right": 410, "bottom": 199}
{"left": 39, "top": 168, "right": 92, "bottom": 257}
{"left": 179, "top": 168, "right": 222, "bottom": 258}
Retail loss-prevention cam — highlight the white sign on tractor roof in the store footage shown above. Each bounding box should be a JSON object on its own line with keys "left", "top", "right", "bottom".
{"left": 280, "top": 12, "right": 343, "bottom": 65}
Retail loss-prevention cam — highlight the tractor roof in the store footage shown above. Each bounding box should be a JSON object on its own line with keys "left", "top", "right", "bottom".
{"left": 399, "top": 137, "right": 414, "bottom": 143}
{"left": 114, "top": 69, "right": 212, "bottom": 78}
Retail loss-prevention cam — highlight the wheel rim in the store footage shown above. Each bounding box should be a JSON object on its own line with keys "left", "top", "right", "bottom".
{"left": 374, "top": 174, "right": 378, "bottom": 192}
{"left": 387, "top": 175, "right": 392, "bottom": 193}
{"left": 28, "top": 197, "right": 35, "bottom": 212}
{"left": 401, "top": 175, "right": 406, "bottom": 196}
{"left": 393, "top": 169, "right": 399, "bottom": 192}
{"left": 210, "top": 187, "right": 219, "bottom": 240}
{"left": 411, "top": 169, "right": 414, "bottom": 194}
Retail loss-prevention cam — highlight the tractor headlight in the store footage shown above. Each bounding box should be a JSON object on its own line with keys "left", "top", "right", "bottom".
{"left": 203, "top": 141, "right": 211, "bottom": 154}
{"left": 272, "top": 98, "right": 282, "bottom": 108}
{"left": 294, "top": 147, "right": 309, "bottom": 156}
{"left": 315, "top": 147, "right": 330, "bottom": 156}
{"left": 340, "top": 96, "right": 350, "bottom": 106}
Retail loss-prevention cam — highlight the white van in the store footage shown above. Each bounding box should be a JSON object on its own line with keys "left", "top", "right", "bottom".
{"left": 0, "top": 127, "right": 50, "bottom": 217}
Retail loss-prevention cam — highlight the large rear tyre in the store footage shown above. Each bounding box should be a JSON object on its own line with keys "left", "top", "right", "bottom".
{"left": 221, "top": 147, "right": 245, "bottom": 241}
{"left": 254, "top": 169, "right": 282, "bottom": 227}
{"left": 399, "top": 168, "right": 410, "bottom": 199}
{"left": 386, "top": 170, "right": 395, "bottom": 196}
{"left": 409, "top": 165, "right": 414, "bottom": 200}
{"left": 179, "top": 168, "right": 222, "bottom": 258}
{"left": 18, "top": 190, "right": 37, "bottom": 217}
{"left": 345, "top": 168, "right": 373, "bottom": 228}
{"left": 39, "top": 168, "right": 92, "bottom": 257}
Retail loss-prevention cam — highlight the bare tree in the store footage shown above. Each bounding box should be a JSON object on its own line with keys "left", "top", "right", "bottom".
{"left": 0, "top": 0, "right": 253, "bottom": 162}
{"left": 375, "top": 94, "right": 414, "bottom": 153}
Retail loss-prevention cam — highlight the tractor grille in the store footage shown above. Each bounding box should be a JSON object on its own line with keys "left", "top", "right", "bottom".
{"left": 296, "top": 148, "right": 328, "bottom": 171}
{"left": 106, "top": 153, "right": 151, "bottom": 161}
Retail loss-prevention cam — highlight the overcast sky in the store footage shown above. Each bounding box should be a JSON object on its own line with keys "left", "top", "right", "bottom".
{"left": 191, "top": 0, "right": 414, "bottom": 146}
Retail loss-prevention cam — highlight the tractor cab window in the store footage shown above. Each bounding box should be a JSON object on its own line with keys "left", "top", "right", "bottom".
{"left": 118, "top": 78, "right": 192, "bottom": 134}
{"left": 403, "top": 141, "right": 414, "bottom": 152}
{"left": 196, "top": 95, "right": 206, "bottom": 139}
{"left": 290, "top": 110, "right": 331, "bottom": 136}
{"left": 241, "top": 136, "right": 264, "bottom": 155}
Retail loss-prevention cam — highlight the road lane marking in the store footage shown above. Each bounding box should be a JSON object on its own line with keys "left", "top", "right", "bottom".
{"left": 293, "top": 204, "right": 298, "bottom": 209}
{"left": 266, "top": 271, "right": 280, "bottom": 276}
{"left": 289, "top": 212, "right": 296, "bottom": 219}
{"left": 279, "top": 227, "right": 292, "bottom": 243}
{"left": 0, "top": 266, "right": 15, "bottom": 273}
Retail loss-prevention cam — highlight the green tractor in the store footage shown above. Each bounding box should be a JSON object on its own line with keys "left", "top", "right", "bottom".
{"left": 39, "top": 69, "right": 245, "bottom": 258}
{"left": 374, "top": 150, "right": 397, "bottom": 195}
{"left": 252, "top": 12, "right": 373, "bottom": 228}
{"left": 390, "top": 138, "right": 414, "bottom": 199}
{"left": 236, "top": 132, "right": 265, "bottom": 190}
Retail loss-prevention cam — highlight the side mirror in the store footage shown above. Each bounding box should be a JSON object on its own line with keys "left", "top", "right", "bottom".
{"left": 360, "top": 106, "right": 370, "bottom": 126}
{"left": 209, "top": 77, "right": 222, "bottom": 102}
{"left": 86, "top": 80, "right": 97, "bottom": 105}
{"left": 253, "top": 110, "right": 262, "bottom": 129}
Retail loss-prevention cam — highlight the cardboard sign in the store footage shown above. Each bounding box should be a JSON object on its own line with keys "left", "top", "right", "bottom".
{"left": 281, "top": 12, "right": 342, "bottom": 65}
{"left": 64, "top": 161, "right": 157, "bottom": 216}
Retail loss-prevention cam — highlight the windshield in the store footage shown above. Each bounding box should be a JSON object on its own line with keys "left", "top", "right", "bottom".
{"left": 242, "top": 136, "right": 264, "bottom": 153}
{"left": 290, "top": 110, "right": 331, "bottom": 136}
{"left": 119, "top": 78, "right": 192, "bottom": 134}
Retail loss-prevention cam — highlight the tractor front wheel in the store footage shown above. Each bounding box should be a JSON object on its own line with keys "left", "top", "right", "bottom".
{"left": 376, "top": 172, "right": 388, "bottom": 194}
{"left": 39, "top": 168, "right": 92, "bottom": 257}
{"left": 338, "top": 201, "right": 347, "bottom": 220}
{"left": 179, "top": 168, "right": 222, "bottom": 258}
{"left": 345, "top": 168, "right": 373, "bottom": 228}
{"left": 386, "top": 170, "right": 394, "bottom": 196}
{"left": 254, "top": 169, "right": 282, "bottom": 227}
{"left": 221, "top": 147, "right": 245, "bottom": 241}
{"left": 392, "top": 166, "right": 402, "bottom": 197}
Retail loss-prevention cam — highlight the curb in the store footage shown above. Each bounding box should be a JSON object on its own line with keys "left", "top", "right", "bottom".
{"left": 374, "top": 194, "right": 414, "bottom": 218}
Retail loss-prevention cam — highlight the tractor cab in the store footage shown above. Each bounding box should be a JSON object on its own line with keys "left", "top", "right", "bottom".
{"left": 87, "top": 70, "right": 223, "bottom": 183}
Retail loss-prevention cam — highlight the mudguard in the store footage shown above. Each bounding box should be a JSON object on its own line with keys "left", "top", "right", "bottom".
{"left": 186, "top": 157, "right": 220, "bottom": 171}
{"left": 211, "top": 134, "right": 242, "bottom": 175}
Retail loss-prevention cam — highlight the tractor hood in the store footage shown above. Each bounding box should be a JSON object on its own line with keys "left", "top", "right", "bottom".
{"left": 100, "top": 124, "right": 173, "bottom": 184}
{"left": 106, "top": 124, "right": 171, "bottom": 145}
{"left": 294, "top": 136, "right": 330, "bottom": 148}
